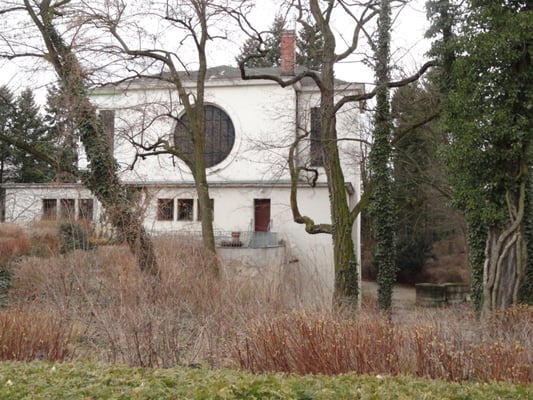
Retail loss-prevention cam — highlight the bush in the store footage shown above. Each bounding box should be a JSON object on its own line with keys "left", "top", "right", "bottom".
{"left": 58, "top": 221, "right": 94, "bottom": 253}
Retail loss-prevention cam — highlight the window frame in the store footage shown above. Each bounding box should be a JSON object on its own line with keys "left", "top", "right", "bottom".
{"left": 99, "top": 109, "right": 115, "bottom": 153}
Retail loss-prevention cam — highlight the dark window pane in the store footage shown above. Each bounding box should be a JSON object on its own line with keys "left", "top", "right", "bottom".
{"left": 178, "top": 199, "right": 193, "bottom": 221}
{"left": 60, "top": 198, "right": 75, "bottom": 220}
{"left": 42, "top": 199, "right": 57, "bottom": 220}
{"left": 99, "top": 110, "right": 115, "bottom": 152}
{"left": 157, "top": 198, "right": 174, "bottom": 221}
{"left": 174, "top": 105, "right": 235, "bottom": 168}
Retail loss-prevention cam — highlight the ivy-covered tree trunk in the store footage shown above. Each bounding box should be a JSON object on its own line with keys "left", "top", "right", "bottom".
{"left": 465, "top": 219, "right": 486, "bottom": 313}
{"left": 370, "top": 0, "right": 396, "bottom": 311}
{"left": 483, "top": 182, "right": 528, "bottom": 314}
{"left": 520, "top": 174, "right": 533, "bottom": 304}
{"left": 25, "top": 1, "right": 158, "bottom": 275}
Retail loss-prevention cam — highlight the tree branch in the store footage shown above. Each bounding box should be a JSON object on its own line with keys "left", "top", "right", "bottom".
{"left": 335, "top": 60, "right": 436, "bottom": 112}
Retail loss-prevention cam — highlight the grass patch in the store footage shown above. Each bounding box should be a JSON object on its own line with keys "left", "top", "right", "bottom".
{"left": 0, "top": 361, "right": 530, "bottom": 400}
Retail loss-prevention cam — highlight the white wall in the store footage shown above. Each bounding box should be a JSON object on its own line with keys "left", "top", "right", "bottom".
{"left": 3, "top": 184, "right": 99, "bottom": 223}
{"left": 91, "top": 80, "right": 299, "bottom": 184}
{"left": 139, "top": 183, "right": 335, "bottom": 295}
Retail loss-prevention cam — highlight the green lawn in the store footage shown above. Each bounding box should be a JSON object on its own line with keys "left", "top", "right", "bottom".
{"left": 0, "top": 362, "right": 530, "bottom": 399}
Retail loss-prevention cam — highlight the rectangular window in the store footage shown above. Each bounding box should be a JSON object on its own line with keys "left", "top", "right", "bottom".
{"left": 42, "top": 199, "right": 57, "bottom": 220}
{"left": 178, "top": 199, "right": 194, "bottom": 221}
{"left": 99, "top": 110, "right": 115, "bottom": 152}
{"left": 310, "top": 107, "right": 323, "bottom": 166}
{"left": 157, "top": 198, "right": 174, "bottom": 221}
{"left": 59, "top": 198, "right": 75, "bottom": 220}
{"left": 78, "top": 199, "right": 94, "bottom": 221}
{"left": 197, "top": 198, "right": 214, "bottom": 221}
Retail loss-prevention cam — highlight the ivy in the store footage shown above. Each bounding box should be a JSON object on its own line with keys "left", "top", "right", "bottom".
{"left": 430, "top": 1, "right": 532, "bottom": 311}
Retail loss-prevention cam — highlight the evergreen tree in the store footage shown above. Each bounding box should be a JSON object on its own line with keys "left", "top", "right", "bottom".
{"left": 0, "top": 86, "right": 15, "bottom": 221}
{"left": 0, "top": 86, "right": 15, "bottom": 185}
{"left": 11, "top": 89, "right": 57, "bottom": 183}
{"left": 237, "top": 15, "right": 284, "bottom": 68}
{"left": 391, "top": 82, "right": 445, "bottom": 281}
{"left": 43, "top": 84, "right": 78, "bottom": 182}
{"left": 429, "top": 0, "right": 533, "bottom": 313}
{"left": 237, "top": 15, "right": 324, "bottom": 70}
{"left": 296, "top": 20, "right": 324, "bottom": 70}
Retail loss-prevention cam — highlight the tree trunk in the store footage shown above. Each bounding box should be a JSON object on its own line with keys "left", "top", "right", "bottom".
{"left": 321, "top": 62, "right": 358, "bottom": 307}
{"left": 482, "top": 184, "right": 527, "bottom": 315}
{"left": 195, "top": 174, "right": 219, "bottom": 276}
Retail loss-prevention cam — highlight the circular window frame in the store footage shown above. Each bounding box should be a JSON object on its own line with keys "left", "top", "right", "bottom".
{"left": 173, "top": 104, "right": 236, "bottom": 169}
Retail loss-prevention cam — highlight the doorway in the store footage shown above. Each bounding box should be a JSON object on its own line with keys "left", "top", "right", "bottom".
{"left": 254, "top": 199, "right": 271, "bottom": 232}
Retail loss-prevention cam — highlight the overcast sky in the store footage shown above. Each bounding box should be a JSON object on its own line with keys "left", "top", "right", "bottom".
{"left": 0, "top": 0, "right": 431, "bottom": 102}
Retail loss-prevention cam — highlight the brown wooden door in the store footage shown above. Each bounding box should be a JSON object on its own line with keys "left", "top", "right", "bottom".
{"left": 254, "top": 199, "right": 270, "bottom": 232}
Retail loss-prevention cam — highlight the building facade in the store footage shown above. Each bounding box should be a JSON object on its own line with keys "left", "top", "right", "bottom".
{"left": 3, "top": 55, "right": 363, "bottom": 293}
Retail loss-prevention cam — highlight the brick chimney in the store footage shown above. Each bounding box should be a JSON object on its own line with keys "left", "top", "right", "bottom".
{"left": 280, "top": 29, "right": 296, "bottom": 76}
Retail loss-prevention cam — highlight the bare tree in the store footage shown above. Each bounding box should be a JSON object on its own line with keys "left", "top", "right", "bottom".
{"left": 0, "top": 1, "right": 158, "bottom": 275}
{"left": 235, "top": 0, "right": 434, "bottom": 307}
{"left": 75, "top": 0, "right": 255, "bottom": 276}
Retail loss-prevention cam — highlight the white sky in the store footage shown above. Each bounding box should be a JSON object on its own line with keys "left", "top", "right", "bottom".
{"left": 0, "top": 0, "right": 431, "bottom": 103}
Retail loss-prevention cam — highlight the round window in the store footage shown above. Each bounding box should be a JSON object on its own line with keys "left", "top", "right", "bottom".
{"left": 174, "top": 105, "right": 235, "bottom": 168}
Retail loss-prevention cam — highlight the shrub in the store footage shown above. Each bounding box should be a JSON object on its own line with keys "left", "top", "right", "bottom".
{"left": 0, "top": 307, "right": 71, "bottom": 361}
{"left": 4, "top": 234, "right": 532, "bottom": 383}
{"left": 232, "top": 307, "right": 532, "bottom": 383}
{"left": 58, "top": 221, "right": 94, "bottom": 253}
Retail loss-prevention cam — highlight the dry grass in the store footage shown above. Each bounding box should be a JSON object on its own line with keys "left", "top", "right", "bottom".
{"left": 0, "top": 306, "right": 70, "bottom": 361}
{"left": 0, "top": 224, "right": 31, "bottom": 267}
{"left": 0, "top": 226, "right": 531, "bottom": 383}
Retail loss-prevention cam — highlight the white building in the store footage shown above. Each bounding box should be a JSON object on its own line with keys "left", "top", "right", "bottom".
{"left": 3, "top": 36, "right": 363, "bottom": 292}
